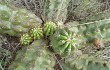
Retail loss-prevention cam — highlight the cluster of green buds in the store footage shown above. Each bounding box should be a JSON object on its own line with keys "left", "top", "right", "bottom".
{"left": 20, "top": 21, "right": 57, "bottom": 46}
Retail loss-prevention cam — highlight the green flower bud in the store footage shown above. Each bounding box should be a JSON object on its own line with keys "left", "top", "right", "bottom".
{"left": 30, "top": 26, "right": 43, "bottom": 40}
{"left": 44, "top": 21, "right": 57, "bottom": 36}
{"left": 20, "top": 33, "right": 32, "bottom": 46}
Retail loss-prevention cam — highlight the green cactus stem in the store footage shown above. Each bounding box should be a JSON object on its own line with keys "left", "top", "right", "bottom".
{"left": 9, "top": 40, "right": 55, "bottom": 70}
{"left": 0, "top": 4, "right": 42, "bottom": 36}
{"left": 65, "top": 54, "right": 110, "bottom": 70}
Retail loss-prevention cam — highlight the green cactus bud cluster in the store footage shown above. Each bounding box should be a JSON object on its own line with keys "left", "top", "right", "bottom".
{"left": 9, "top": 40, "right": 55, "bottom": 70}
{"left": 30, "top": 26, "right": 43, "bottom": 40}
{"left": 20, "top": 33, "right": 32, "bottom": 46}
{"left": 19, "top": 21, "right": 79, "bottom": 56}
{"left": 19, "top": 23, "right": 56, "bottom": 46}
{"left": 44, "top": 21, "right": 57, "bottom": 36}
{"left": 51, "top": 27, "right": 78, "bottom": 56}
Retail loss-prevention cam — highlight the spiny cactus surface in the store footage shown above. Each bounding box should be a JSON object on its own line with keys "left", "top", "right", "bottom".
{"left": 78, "top": 19, "right": 110, "bottom": 43}
{"left": 1, "top": 0, "right": 110, "bottom": 70}
{"left": 20, "top": 33, "right": 32, "bottom": 46}
{"left": 51, "top": 27, "right": 78, "bottom": 56}
{"left": 44, "top": 21, "right": 57, "bottom": 36}
{"left": 0, "top": 4, "right": 42, "bottom": 36}
{"left": 9, "top": 40, "right": 55, "bottom": 70}
{"left": 30, "top": 26, "right": 43, "bottom": 40}
{"left": 64, "top": 54, "right": 110, "bottom": 70}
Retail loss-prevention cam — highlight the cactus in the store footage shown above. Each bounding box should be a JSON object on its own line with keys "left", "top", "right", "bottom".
{"left": 30, "top": 26, "right": 43, "bottom": 40}
{"left": 47, "top": 0, "right": 70, "bottom": 22}
{"left": 20, "top": 33, "right": 32, "bottom": 46}
{"left": 64, "top": 18, "right": 110, "bottom": 48}
{"left": 44, "top": 21, "right": 57, "bottom": 36}
{"left": 64, "top": 54, "right": 110, "bottom": 70}
{"left": 52, "top": 18, "right": 110, "bottom": 54}
{"left": 78, "top": 19, "right": 110, "bottom": 42}
{"left": 0, "top": 4, "right": 42, "bottom": 36}
{"left": 51, "top": 27, "right": 78, "bottom": 56}
{"left": 1, "top": 1, "right": 110, "bottom": 70}
{"left": 9, "top": 40, "right": 55, "bottom": 70}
